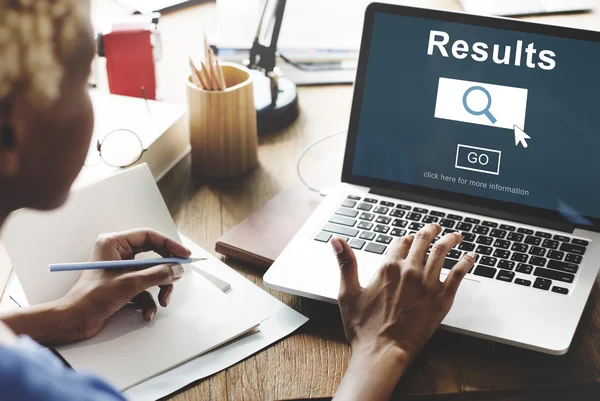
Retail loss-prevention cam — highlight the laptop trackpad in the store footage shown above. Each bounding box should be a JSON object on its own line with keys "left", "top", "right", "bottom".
{"left": 442, "top": 276, "right": 481, "bottom": 326}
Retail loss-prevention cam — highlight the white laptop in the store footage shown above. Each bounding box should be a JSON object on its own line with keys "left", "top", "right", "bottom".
{"left": 264, "top": 3, "right": 600, "bottom": 355}
{"left": 459, "top": 0, "right": 594, "bottom": 17}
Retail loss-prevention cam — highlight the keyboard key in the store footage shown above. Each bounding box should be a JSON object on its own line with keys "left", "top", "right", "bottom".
{"left": 442, "top": 229, "right": 457, "bottom": 236}
{"left": 476, "top": 236, "right": 493, "bottom": 245}
{"left": 359, "top": 231, "right": 376, "bottom": 241}
{"left": 494, "top": 240, "right": 510, "bottom": 249}
{"left": 376, "top": 216, "right": 391, "bottom": 224}
{"left": 422, "top": 215, "right": 439, "bottom": 223}
{"left": 336, "top": 207, "right": 358, "bottom": 218}
{"left": 447, "top": 214, "right": 463, "bottom": 221}
{"left": 517, "top": 228, "right": 534, "bottom": 235}
{"left": 490, "top": 229, "right": 507, "bottom": 239}
{"left": 357, "top": 203, "right": 373, "bottom": 211}
{"left": 364, "top": 198, "right": 378, "bottom": 204}
{"left": 533, "top": 277, "right": 552, "bottom": 290}
{"left": 529, "top": 246, "right": 546, "bottom": 257}
{"left": 535, "top": 231, "right": 552, "bottom": 239}
{"left": 572, "top": 239, "right": 589, "bottom": 246}
{"left": 323, "top": 223, "right": 359, "bottom": 237}
{"left": 458, "top": 242, "right": 476, "bottom": 251}
{"left": 357, "top": 221, "right": 373, "bottom": 230}
{"left": 542, "top": 239, "right": 559, "bottom": 250}
{"left": 547, "top": 250, "right": 564, "bottom": 260}
{"left": 374, "top": 206, "right": 389, "bottom": 215}
{"left": 499, "top": 224, "right": 516, "bottom": 231}
{"left": 406, "top": 213, "right": 422, "bottom": 221}
{"left": 476, "top": 245, "right": 493, "bottom": 255}
{"left": 456, "top": 222, "right": 473, "bottom": 231}
{"left": 341, "top": 199, "right": 357, "bottom": 208}
{"left": 448, "top": 249, "right": 462, "bottom": 259}
{"left": 511, "top": 252, "right": 528, "bottom": 262}
{"left": 496, "top": 270, "right": 515, "bottom": 282}
{"left": 511, "top": 243, "right": 528, "bottom": 253}
{"left": 374, "top": 225, "right": 390, "bottom": 234}
{"left": 359, "top": 213, "right": 375, "bottom": 221}
{"left": 529, "top": 256, "right": 547, "bottom": 267}
{"left": 349, "top": 239, "right": 366, "bottom": 250}
{"left": 314, "top": 232, "right": 332, "bottom": 243}
{"left": 507, "top": 232, "right": 524, "bottom": 242}
{"left": 534, "top": 268, "right": 574, "bottom": 283}
{"left": 390, "top": 228, "right": 407, "bottom": 237}
{"left": 430, "top": 211, "right": 445, "bottom": 217}
{"left": 474, "top": 265, "right": 497, "bottom": 278}
{"left": 493, "top": 249, "right": 511, "bottom": 259}
{"left": 464, "top": 217, "right": 481, "bottom": 224}
{"left": 347, "top": 195, "right": 361, "bottom": 200}
{"left": 380, "top": 201, "right": 395, "bottom": 207}
{"left": 498, "top": 260, "right": 515, "bottom": 270}
{"left": 482, "top": 221, "right": 498, "bottom": 228}
{"left": 516, "top": 263, "right": 533, "bottom": 274}
{"left": 473, "top": 226, "right": 489, "bottom": 235}
{"left": 396, "top": 204, "right": 411, "bottom": 210}
{"left": 329, "top": 215, "right": 357, "bottom": 227}
{"left": 439, "top": 219, "right": 456, "bottom": 228}
{"left": 392, "top": 219, "right": 408, "bottom": 228}
{"left": 554, "top": 235, "right": 570, "bottom": 242}
{"left": 409, "top": 222, "right": 425, "bottom": 231}
{"left": 414, "top": 207, "right": 428, "bottom": 214}
{"left": 524, "top": 236, "right": 542, "bottom": 246}
{"left": 376, "top": 234, "right": 393, "bottom": 244}
{"left": 559, "top": 243, "right": 587, "bottom": 256}
{"left": 515, "top": 278, "right": 532, "bottom": 287}
{"left": 480, "top": 256, "right": 497, "bottom": 267}
{"left": 565, "top": 253, "right": 582, "bottom": 264}
{"left": 552, "top": 286, "right": 569, "bottom": 295}
{"left": 365, "top": 242, "right": 386, "bottom": 254}
{"left": 390, "top": 209, "right": 405, "bottom": 218}
{"left": 547, "top": 260, "right": 579, "bottom": 274}
{"left": 462, "top": 233, "right": 476, "bottom": 242}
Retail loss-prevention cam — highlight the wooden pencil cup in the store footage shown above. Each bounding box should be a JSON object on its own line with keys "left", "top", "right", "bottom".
{"left": 186, "top": 62, "right": 259, "bottom": 179}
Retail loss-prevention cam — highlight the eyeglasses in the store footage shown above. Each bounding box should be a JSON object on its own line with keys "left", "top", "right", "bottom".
{"left": 84, "top": 129, "right": 145, "bottom": 168}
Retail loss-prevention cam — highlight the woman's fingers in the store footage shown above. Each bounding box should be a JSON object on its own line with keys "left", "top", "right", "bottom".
{"left": 331, "top": 237, "right": 362, "bottom": 300}
{"left": 384, "top": 235, "right": 415, "bottom": 264}
{"left": 158, "top": 284, "right": 174, "bottom": 307}
{"left": 423, "top": 232, "right": 463, "bottom": 285}
{"left": 112, "top": 228, "right": 191, "bottom": 258}
{"left": 121, "top": 263, "right": 184, "bottom": 297}
{"left": 407, "top": 224, "right": 442, "bottom": 265}
{"left": 442, "top": 252, "right": 477, "bottom": 300}
{"left": 132, "top": 291, "right": 157, "bottom": 321}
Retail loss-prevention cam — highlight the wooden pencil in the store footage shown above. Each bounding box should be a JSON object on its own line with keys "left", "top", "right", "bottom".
{"left": 206, "top": 47, "right": 222, "bottom": 91}
{"left": 200, "top": 61, "right": 214, "bottom": 91}
{"left": 188, "top": 57, "right": 204, "bottom": 88}
{"left": 216, "top": 60, "right": 227, "bottom": 90}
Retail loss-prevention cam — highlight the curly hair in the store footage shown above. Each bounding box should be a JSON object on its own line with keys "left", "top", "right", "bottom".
{"left": 0, "top": 0, "right": 90, "bottom": 107}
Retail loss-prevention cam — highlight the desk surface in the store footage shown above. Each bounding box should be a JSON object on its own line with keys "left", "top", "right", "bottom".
{"left": 60, "top": 1, "right": 600, "bottom": 399}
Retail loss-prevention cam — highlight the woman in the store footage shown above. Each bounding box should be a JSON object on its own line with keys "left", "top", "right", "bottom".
{"left": 0, "top": 1, "right": 475, "bottom": 400}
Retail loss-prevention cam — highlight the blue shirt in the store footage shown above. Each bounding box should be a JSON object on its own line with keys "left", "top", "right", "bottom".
{"left": 0, "top": 336, "right": 125, "bottom": 401}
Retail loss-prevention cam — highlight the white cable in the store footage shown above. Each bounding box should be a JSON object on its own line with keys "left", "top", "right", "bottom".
{"left": 296, "top": 130, "right": 346, "bottom": 195}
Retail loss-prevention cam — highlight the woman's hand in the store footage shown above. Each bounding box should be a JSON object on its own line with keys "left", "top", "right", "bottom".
{"left": 332, "top": 223, "right": 476, "bottom": 401}
{"left": 61, "top": 228, "right": 192, "bottom": 341}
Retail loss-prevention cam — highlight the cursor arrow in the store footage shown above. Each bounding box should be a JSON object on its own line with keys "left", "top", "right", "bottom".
{"left": 514, "top": 125, "right": 531, "bottom": 148}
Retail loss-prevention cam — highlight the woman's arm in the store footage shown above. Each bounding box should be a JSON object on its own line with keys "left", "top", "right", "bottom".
{"left": 331, "top": 224, "right": 476, "bottom": 401}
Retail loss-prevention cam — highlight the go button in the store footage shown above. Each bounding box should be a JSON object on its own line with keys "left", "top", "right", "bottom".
{"left": 455, "top": 144, "right": 501, "bottom": 176}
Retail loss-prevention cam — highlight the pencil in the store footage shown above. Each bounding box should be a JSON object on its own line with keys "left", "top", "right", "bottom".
{"left": 188, "top": 57, "right": 203, "bottom": 88}
{"left": 207, "top": 47, "right": 222, "bottom": 90}
{"left": 49, "top": 257, "right": 207, "bottom": 272}
{"left": 216, "top": 60, "right": 227, "bottom": 90}
{"left": 200, "top": 61, "right": 214, "bottom": 91}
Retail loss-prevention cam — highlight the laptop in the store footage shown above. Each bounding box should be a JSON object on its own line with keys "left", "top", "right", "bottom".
{"left": 264, "top": 3, "right": 600, "bottom": 355}
{"left": 459, "top": 0, "right": 594, "bottom": 17}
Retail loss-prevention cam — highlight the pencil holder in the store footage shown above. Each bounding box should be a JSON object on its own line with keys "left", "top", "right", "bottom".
{"left": 186, "top": 62, "right": 259, "bottom": 179}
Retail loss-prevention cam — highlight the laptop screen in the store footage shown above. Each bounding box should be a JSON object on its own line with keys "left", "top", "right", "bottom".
{"left": 345, "top": 5, "right": 600, "bottom": 228}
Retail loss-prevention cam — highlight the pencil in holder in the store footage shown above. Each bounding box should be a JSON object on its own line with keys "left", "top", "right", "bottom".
{"left": 186, "top": 62, "right": 259, "bottom": 179}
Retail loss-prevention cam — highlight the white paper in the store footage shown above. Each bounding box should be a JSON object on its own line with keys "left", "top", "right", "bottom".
{"left": 123, "top": 234, "right": 309, "bottom": 401}
{"left": 58, "top": 267, "right": 261, "bottom": 390}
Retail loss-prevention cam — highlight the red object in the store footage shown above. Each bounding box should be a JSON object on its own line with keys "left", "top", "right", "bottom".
{"left": 102, "top": 29, "right": 157, "bottom": 100}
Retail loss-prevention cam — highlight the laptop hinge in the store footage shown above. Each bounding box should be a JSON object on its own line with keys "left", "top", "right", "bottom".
{"left": 370, "top": 187, "right": 575, "bottom": 233}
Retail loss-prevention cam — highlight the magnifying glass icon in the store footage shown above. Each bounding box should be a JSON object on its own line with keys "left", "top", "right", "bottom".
{"left": 462, "top": 86, "right": 497, "bottom": 124}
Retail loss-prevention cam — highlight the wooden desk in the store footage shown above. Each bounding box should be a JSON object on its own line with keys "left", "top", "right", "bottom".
{"left": 24, "top": 1, "right": 600, "bottom": 400}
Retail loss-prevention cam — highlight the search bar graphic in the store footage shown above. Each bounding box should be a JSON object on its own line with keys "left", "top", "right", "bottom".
{"left": 434, "top": 77, "right": 528, "bottom": 130}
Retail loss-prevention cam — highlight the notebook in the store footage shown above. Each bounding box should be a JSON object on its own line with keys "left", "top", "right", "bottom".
{"left": 1, "top": 164, "right": 266, "bottom": 390}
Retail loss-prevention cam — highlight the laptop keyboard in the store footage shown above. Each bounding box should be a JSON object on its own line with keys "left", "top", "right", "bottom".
{"left": 314, "top": 194, "right": 591, "bottom": 295}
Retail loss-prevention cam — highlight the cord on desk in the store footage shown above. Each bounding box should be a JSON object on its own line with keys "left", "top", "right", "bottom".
{"left": 296, "top": 130, "right": 346, "bottom": 196}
